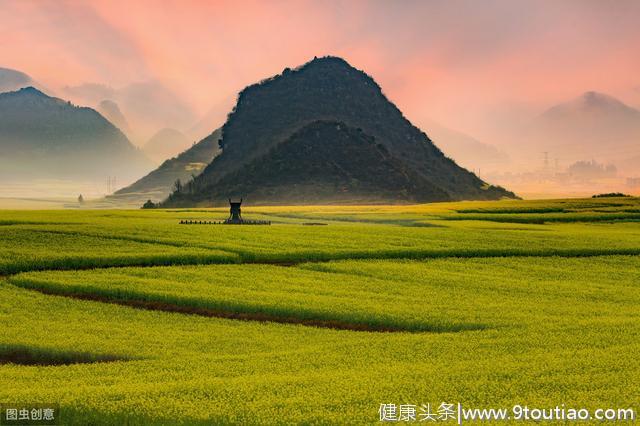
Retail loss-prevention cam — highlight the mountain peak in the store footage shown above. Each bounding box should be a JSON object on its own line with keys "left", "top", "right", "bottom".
{"left": 541, "top": 91, "right": 639, "bottom": 119}
{"left": 0, "top": 86, "right": 49, "bottom": 98}
{"left": 306, "top": 55, "right": 352, "bottom": 68}
{"left": 0, "top": 86, "right": 50, "bottom": 100}
{"left": 582, "top": 90, "right": 605, "bottom": 99}
{"left": 160, "top": 57, "right": 515, "bottom": 206}
{"left": 0, "top": 86, "right": 64, "bottom": 108}
{"left": 531, "top": 90, "right": 640, "bottom": 166}
{"left": 296, "top": 56, "right": 372, "bottom": 80}
{"left": 579, "top": 91, "right": 625, "bottom": 108}
{"left": 18, "top": 86, "right": 46, "bottom": 96}
{"left": 296, "top": 56, "right": 371, "bottom": 79}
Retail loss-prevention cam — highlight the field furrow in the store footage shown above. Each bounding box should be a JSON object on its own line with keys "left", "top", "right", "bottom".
{"left": 1, "top": 198, "right": 639, "bottom": 424}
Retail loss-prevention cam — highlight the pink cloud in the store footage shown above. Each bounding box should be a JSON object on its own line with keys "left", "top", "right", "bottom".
{"left": 1, "top": 0, "right": 639, "bottom": 141}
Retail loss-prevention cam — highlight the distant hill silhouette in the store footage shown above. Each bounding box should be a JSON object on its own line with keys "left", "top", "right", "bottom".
{"left": 98, "top": 100, "right": 132, "bottom": 139}
{"left": 112, "top": 128, "right": 221, "bottom": 202}
{"left": 160, "top": 56, "right": 514, "bottom": 206}
{"left": 142, "top": 128, "right": 191, "bottom": 164}
{"left": 0, "top": 87, "right": 152, "bottom": 181}
{"left": 421, "top": 117, "right": 509, "bottom": 174}
{"left": 523, "top": 91, "right": 640, "bottom": 172}
{"left": 543, "top": 91, "right": 638, "bottom": 119}
{"left": 63, "top": 81, "right": 197, "bottom": 141}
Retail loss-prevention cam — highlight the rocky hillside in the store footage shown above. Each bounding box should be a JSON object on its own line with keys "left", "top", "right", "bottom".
{"left": 169, "top": 120, "right": 450, "bottom": 205}
{"left": 112, "top": 128, "right": 221, "bottom": 202}
{"left": 161, "top": 56, "right": 515, "bottom": 206}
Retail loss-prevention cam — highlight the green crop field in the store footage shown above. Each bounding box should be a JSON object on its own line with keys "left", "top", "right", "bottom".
{"left": 1, "top": 197, "right": 639, "bottom": 424}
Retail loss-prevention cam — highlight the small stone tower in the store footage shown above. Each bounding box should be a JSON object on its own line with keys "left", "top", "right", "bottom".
{"left": 226, "top": 198, "right": 243, "bottom": 224}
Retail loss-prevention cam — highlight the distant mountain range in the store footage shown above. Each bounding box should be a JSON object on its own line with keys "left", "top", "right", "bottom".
{"left": 97, "top": 100, "right": 132, "bottom": 139}
{"left": 421, "top": 118, "right": 509, "bottom": 174}
{"left": 112, "top": 128, "right": 221, "bottom": 202}
{"left": 160, "top": 56, "right": 515, "bottom": 207}
{"left": 0, "top": 87, "right": 153, "bottom": 182}
{"left": 521, "top": 91, "right": 640, "bottom": 173}
{"left": 63, "top": 81, "right": 197, "bottom": 142}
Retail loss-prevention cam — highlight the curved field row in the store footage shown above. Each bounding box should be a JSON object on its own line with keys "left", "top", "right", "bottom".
{"left": 3, "top": 219, "right": 640, "bottom": 274}
{"left": 0, "top": 228, "right": 239, "bottom": 274}
{"left": 10, "top": 256, "right": 640, "bottom": 334}
{"left": 1, "top": 201, "right": 640, "bottom": 423}
{"left": 2, "top": 255, "right": 640, "bottom": 424}
{"left": 8, "top": 264, "right": 486, "bottom": 333}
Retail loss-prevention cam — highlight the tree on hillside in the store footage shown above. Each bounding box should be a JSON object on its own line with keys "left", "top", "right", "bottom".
{"left": 142, "top": 199, "right": 156, "bottom": 209}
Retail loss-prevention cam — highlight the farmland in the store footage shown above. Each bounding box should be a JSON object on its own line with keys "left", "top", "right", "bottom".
{"left": 1, "top": 197, "right": 639, "bottom": 424}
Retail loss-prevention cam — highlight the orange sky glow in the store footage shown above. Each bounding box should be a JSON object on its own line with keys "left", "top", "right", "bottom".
{"left": 2, "top": 0, "right": 640, "bottom": 143}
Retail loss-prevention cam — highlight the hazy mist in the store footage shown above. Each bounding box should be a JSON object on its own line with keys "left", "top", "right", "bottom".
{"left": 1, "top": 0, "right": 639, "bottom": 199}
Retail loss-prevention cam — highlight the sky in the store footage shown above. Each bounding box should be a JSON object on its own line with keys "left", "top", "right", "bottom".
{"left": 1, "top": 0, "right": 640, "bottom": 145}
